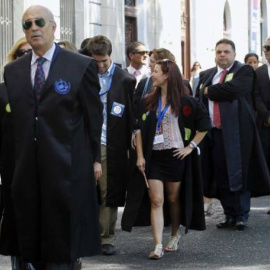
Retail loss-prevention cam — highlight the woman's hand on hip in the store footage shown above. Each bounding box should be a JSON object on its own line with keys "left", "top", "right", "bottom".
{"left": 173, "top": 146, "right": 193, "bottom": 160}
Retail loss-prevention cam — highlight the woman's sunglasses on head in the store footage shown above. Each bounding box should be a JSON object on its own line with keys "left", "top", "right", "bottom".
{"left": 162, "top": 59, "right": 173, "bottom": 72}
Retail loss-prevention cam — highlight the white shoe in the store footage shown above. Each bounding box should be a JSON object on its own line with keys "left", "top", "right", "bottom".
{"left": 164, "top": 235, "right": 180, "bottom": 252}
{"left": 204, "top": 202, "right": 212, "bottom": 215}
{"left": 149, "top": 244, "right": 164, "bottom": 259}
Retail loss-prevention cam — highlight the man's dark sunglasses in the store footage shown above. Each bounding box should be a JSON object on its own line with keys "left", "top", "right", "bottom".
{"left": 133, "top": 51, "right": 149, "bottom": 56}
{"left": 22, "top": 18, "right": 50, "bottom": 30}
{"left": 263, "top": 45, "right": 270, "bottom": 52}
{"left": 15, "top": 49, "right": 32, "bottom": 57}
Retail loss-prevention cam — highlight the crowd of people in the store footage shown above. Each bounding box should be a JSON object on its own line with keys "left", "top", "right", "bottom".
{"left": 0, "top": 4, "right": 270, "bottom": 270}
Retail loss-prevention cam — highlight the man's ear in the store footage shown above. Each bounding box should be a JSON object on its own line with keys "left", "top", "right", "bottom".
{"left": 52, "top": 21, "right": 57, "bottom": 33}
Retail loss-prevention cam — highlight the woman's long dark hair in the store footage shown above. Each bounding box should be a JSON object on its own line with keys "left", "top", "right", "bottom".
{"left": 145, "top": 60, "right": 185, "bottom": 115}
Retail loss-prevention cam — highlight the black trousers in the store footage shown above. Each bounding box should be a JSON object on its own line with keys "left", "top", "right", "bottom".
{"left": 211, "top": 128, "right": 250, "bottom": 222}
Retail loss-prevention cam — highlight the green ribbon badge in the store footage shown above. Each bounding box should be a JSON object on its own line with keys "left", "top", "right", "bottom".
{"left": 225, "top": 73, "right": 234, "bottom": 82}
{"left": 5, "top": 103, "right": 11, "bottom": 113}
{"left": 142, "top": 113, "right": 147, "bottom": 121}
{"left": 185, "top": 128, "right": 191, "bottom": 141}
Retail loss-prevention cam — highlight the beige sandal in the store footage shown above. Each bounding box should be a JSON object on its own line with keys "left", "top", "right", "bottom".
{"left": 148, "top": 244, "right": 164, "bottom": 259}
{"left": 164, "top": 235, "right": 180, "bottom": 252}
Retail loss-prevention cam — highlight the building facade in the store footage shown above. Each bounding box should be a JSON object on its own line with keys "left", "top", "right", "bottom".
{"left": 190, "top": 0, "right": 270, "bottom": 71}
{"left": 0, "top": 0, "right": 182, "bottom": 75}
{"left": 0, "top": 0, "right": 269, "bottom": 79}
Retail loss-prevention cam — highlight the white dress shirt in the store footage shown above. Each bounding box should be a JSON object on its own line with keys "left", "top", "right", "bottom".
{"left": 127, "top": 65, "right": 150, "bottom": 87}
{"left": 209, "top": 63, "right": 233, "bottom": 127}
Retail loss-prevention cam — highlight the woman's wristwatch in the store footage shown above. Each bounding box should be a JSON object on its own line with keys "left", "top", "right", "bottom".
{"left": 189, "top": 140, "right": 201, "bottom": 155}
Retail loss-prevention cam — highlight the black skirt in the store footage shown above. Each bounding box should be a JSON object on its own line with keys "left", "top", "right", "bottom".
{"left": 147, "top": 149, "right": 185, "bottom": 182}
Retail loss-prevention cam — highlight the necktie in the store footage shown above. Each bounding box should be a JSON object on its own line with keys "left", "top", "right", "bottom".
{"left": 213, "top": 69, "right": 228, "bottom": 128}
{"left": 34, "top": 57, "right": 46, "bottom": 101}
{"left": 133, "top": 70, "right": 141, "bottom": 77}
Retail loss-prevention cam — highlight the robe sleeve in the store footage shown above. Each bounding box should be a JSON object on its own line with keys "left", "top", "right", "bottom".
{"left": 207, "top": 65, "right": 254, "bottom": 102}
{"left": 254, "top": 68, "right": 270, "bottom": 123}
{"left": 78, "top": 60, "right": 103, "bottom": 162}
{"left": 194, "top": 99, "right": 211, "bottom": 132}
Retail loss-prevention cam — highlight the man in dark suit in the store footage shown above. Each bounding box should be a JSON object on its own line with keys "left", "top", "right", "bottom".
{"left": 87, "top": 35, "right": 136, "bottom": 255}
{"left": 124, "top": 41, "right": 150, "bottom": 87}
{"left": 197, "top": 39, "right": 270, "bottom": 230}
{"left": 4, "top": 5, "right": 103, "bottom": 269}
{"left": 254, "top": 37, "right": 270, "bottom": 214}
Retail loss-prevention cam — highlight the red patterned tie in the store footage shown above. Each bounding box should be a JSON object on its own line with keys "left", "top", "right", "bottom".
{"left": 213, "top": 69, "right": 228, "bottom": 128}
{"left": 34, "top": 57, "right": 46, "bottom": 101}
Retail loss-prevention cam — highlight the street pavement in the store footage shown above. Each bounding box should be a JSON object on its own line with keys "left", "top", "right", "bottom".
{"left": 1, "top": 197, "right": 270, "bottom": 269}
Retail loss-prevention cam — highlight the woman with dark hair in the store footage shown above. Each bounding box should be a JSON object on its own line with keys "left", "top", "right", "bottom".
{"left": 244, "top": 53, "right": 259, "bottom": 70}
{"left": 122, "top": 60, "right": 211, "bottom": 259}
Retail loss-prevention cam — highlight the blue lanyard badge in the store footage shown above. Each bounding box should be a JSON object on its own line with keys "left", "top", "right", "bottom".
{"left": 99, "top": 63, "right": 116, "bottom": 97}
{"left": 157, "top": 97, "right": 170, "bottom": 132}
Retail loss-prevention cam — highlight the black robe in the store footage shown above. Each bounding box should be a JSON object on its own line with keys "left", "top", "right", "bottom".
{"left": 102, "top": 66, "right": 136, "bottom": 207}
{"left": 197, "top": 61, "right": 270, "bottom": 198}
{"left": 0, "top": 83, "right": 20, "bottom": 256}
{"left": 4, "top": 46, "right": 103, "bottom": 263}
{"left": 121, "top": 94, "right": 211, "bottom": 233}
{"left": 254, "top": 64, "right": 270, "bottom": 169}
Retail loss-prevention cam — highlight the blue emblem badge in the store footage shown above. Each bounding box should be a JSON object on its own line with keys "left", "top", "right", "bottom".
{"left": 54, "top": 79, "right": 71, "bottom": 95}
{"left": 110, "top": 102, "right": 125, "bottom": 117}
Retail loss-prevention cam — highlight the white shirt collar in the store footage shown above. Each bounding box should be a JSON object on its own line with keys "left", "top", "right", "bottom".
{"left": 127, "top": 65, "right": 148, "bottom": 75}
{"left": 98, "top": 61, "right": 114, "bottom": 77}
{"left": 31, "top": 43, "right": 56, "bottom": 65}
{"left": 217, "top": 62, "right": 234, "bottom": 73}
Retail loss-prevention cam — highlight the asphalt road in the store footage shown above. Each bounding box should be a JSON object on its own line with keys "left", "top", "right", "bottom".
{"left": 1, "top": 197, "right": 270, "bottom": 270}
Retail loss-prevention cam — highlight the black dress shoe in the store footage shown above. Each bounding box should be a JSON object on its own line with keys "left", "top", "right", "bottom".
{"left": 102, "top": 244, "right": 116, "bottom": 255}
{"left": 216, "top": 217, "right": 236, "bottom": 229}
{"left": 236, "top": 221, "right": 247, "bottom": 231}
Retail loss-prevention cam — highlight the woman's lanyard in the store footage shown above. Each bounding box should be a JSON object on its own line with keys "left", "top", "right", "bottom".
{"left": 157, "top": 97, "right": 170, "bottom": 132}
{"left": 99, "top": 63, "right": 116, "bottom": 97}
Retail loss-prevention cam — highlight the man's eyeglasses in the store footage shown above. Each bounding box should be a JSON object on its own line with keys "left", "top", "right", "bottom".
{"left": 263, "top": 45, "right": 270, "bottom": 52}
{"left": 15, "top": 49, "right": 32, "bottom": 57}
{"left": 133, "top": 51, "right": 149, "bottom": 56}
{"left": 22, "top": 18, "right": 51, "bottom": 30}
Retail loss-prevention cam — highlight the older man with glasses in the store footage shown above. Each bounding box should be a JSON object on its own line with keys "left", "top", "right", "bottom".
{"left": 125, "top": 41, "right": 150, "bottom": 87}
{"left": 3, "top": 5, "right": 103, "bottom": 270}
{"left": 255, "top": 37, "right": 270, "bottom": 214}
